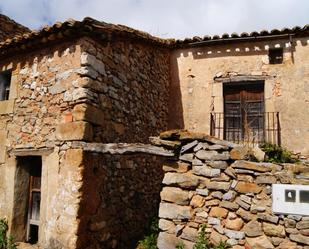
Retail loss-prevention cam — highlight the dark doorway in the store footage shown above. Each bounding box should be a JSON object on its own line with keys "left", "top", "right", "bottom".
{"left": 223, "top": 81, "right": 264, "bottom": 144}
{"left": 12, "top": 156, "right": 42, "bottom": 244}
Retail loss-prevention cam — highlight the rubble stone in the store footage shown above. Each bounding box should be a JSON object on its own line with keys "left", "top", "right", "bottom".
{"left": 243, "top": 220, "right": 263, "bottom": 237}
{"left": 160, "top": 187, "right": 190, "bottom": 205}
{"left": 159, "top": 203, "right": 192, "bottom": 220}
{"left": 209, "top": 207, "right": 228, "bottom": 218}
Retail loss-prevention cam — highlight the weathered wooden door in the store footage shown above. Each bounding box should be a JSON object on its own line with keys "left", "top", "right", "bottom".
{"left": 223, "top": 82, "right": 264, "bottom": 144}
{"left": 27, "top": 159, "right": 42, "bottom": 244}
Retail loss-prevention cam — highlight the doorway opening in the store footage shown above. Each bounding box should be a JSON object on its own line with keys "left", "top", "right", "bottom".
{"left": 12, "top": 156, "right": 42, "bottom": 244}
{"left": 223, "top": 81, "right": 264, "bottom": 144}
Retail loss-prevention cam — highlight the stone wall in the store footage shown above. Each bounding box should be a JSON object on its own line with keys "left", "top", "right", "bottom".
{"left": 0, "top": 40, "right": 84, "bottom": 224}
{"left": 75, "top": 150, "right": 166, "bottom": 249}
{"left": 155, "top": 130, "right": 309, "bottom": 249}
{"left": 0, "top": 40, "right": 93, "bottom": 247}
{"left": 169, "top": 37, "right": 309, "bottom": 155}
{"left": 0, "top": 33, "right": 170, "bottom": 249}
{"left": 0, "top": 14, "right": 30, "bottom": 41}
{"left": 77, "top": 37, "right": 170, "bottom": 143}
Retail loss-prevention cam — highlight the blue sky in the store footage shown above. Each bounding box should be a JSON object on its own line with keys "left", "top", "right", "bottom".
{"left": 0, "top": 0, "right": 308, "bottom": 39}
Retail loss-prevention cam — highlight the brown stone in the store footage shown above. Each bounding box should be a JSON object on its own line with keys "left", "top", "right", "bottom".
{"left": 256, "top": 175, "right": 276, "bottom": 184}
{"left": 285, "top": 228, "right": 299, "bottom": 234}
{"left": 56, "top": 121, "right": 93, "bottom": 141}
{"left": 250, "top": 146, "right": 265, "bottom": 162}
{"left": 210, "top": 230, "right": 228, "bottom": 244}
{"left": 159, "top": 203, "right": 192, "bottom": 220}
{"left": 204, "top": 199, "right": 220, "bottom": 206}
{"left": 162, "top": 161, "right": 190, "bottom": 173}
{"left": 270, "top": 237, "right": 284, "bottom": 247}
{"left": 206, "top": 181, "right": 230, "bottom": 191}
{"left": 162, "top": 172, "right": 199, "bottom": 189}
{"left": 257, "top": 213, "right": 279, "bottom": 224}
{"left": 277, "top": 240, "right": 298, "bottom": 249}
{"left": 209, "top": 207, "right": 228, "bottom": 218}
{"left": 159, "top": 129, "right": 182, "bottom": 140}
{"left": 219, "top": 201, "right": 239, "bottom": 211}
{"left": 300, "top": 229, "right": 309, "bottom": 236}
{"left": 290, "top": 233, "right": 309, "bottom": 245}
{"left": 180, "top": 226, "right": 198, "bottom": 242}
{"left": 190, "top": 195, "right": 205, "bottom": 208}
{"left": 160, "top": 187, "right": 190, "bottom": 205}
{"left": 157, "top": 232, "right": 194, "bottom": 249}
{"left": 230, "top": 146, "right": 249, "bottom": 160}
{"left": 225, "top": 218, "right": 244, "bottom": 231}
{"left": 263, "top": 222, "right": 285, "bottom": 238}
{"left": 236, "top": 208, "right": 254, "bottom": 221}
{"left": 235, "top": 182, "right": 262, "bottom": 194}
{"left": 243, "top": 220, "right": 263, "bottom": 237}
{"left": 158, "top": 219, "right": 175, "bottom": 233}
{"left": 73, "top": 103, "right": 105, "bottom": 125}
{"left": 246, "top": 235, "right": 274, "bottom": 249}
{"left": 296, "top": 220, "right": 309, "bottom": 229}
{"left": 284, "top": 218, "right": 296, "bottom": 228}
{"left": 149, "top": 137, "right": 181, "bottom": 149}
{"left": 231, "top": 160, "right": 273, "bottom": 172}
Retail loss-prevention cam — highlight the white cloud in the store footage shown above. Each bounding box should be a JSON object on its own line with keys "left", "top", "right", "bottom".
{"left": 0, "top": 0, "right": 308, "bottom": 38}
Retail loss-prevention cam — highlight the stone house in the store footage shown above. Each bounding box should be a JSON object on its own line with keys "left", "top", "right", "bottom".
{"left": 0, "top": 14, "right": 308, "bottom": 249}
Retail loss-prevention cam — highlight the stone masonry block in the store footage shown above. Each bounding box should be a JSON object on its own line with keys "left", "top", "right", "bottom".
{"left": 73, "top": 103, "right": 104, "bottom": 126}
{"left": 56, "top": 121, "right": 93, "bottom": 141}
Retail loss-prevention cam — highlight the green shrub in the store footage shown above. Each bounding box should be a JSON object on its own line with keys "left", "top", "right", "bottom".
{"left": 175, "top": 241, "right": 185, "bottom": 249}
{"left": 192, "top": 224, "right": 230, "bottom": 249}
{"left": 260, "top": 143, "right": 296, "bottom": 163}
{"left": 138, "top": 218, "right": 159, "bottom": 249}
{"left": 0, "top": 219, "right": 16, "bottom": 249}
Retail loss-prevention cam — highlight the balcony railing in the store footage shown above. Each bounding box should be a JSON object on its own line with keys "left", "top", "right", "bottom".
{"left": 210, "top": 112, "right": 281, "bottom": 146}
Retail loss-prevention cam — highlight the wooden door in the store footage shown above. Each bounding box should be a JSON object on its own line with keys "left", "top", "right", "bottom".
{"left": 224, "top": 82, "right": 264, "bottom": 144}
{"left": 27, "top": 160, "right": 42, "bottom": 244}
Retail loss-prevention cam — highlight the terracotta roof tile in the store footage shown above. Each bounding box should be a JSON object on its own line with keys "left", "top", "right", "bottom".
{"left": 0, "top": 14, "right": 30, "bottom": 41}
{"left": 0, "top": 15, "right": 308, "bottom": 56}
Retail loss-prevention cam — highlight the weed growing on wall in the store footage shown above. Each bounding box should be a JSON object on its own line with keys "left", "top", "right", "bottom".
{"left": 0, "top": 219, "right": 16, "bottom": 249}
{"left": 260, "top": 142, "right": 297, "bottom": 163}
{"left": 137, "top": 218, "right": 159, "bottom": 249}
{"left": 192, "top": 224, "right": 230, "bottom": 249}
{"left": 175, "top": 241, "right": 185, "bottom": 249}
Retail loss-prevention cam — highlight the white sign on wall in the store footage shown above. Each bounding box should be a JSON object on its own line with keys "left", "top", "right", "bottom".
{"left": 272, "top": 184, "right": 309, "bottom": 216}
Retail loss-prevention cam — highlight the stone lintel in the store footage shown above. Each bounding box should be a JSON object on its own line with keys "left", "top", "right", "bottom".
{"left": 71, "top": 142, "right": 175, "bottom": 157}
{"left": 11, "top": 147, "right": 54, "bottom": 156}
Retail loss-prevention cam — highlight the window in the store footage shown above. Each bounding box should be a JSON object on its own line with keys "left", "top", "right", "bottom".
{"left": 0, "top": 70, "right": 12, "bottom": 101}
{"left": 269, "top": 48, "right": 283, "bottom": 64}
{"left": 300, "top": 190, "right": 309, "bottom": 203}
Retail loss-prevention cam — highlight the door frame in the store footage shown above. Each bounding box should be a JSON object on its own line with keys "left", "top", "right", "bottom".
{"left": 223, "top": 80, "right": 265, "bottom": 143}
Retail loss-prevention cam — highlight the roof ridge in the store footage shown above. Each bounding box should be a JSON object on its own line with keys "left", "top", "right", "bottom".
{"left": 0, "top": 15, "right": 308, "bottom": 56}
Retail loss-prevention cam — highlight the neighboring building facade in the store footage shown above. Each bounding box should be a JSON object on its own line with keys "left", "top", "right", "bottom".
{"left": 0, "top": 14, "right": 308, "bottom": 249}
{"left": 169, "top": 30, "right": 309, "bottom": 155}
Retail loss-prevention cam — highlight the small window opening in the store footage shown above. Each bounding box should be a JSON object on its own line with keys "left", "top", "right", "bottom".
{"left": 0, "top": 70, "right": 12, "bottom": 101}
{"left": 269, "top": 48, "right": 283, "bottom": 64}
{"left": 300, "top": 190, "right": 309, "bottom": 204}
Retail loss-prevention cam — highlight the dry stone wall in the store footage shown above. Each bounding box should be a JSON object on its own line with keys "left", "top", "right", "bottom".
{"left": 76, "top": 151, "right": 166, "bottom": 249}
{"left": 78, "top": 37, "right": 170, "bottom": 143}
{"left": 155, "top": 130, "right": 309, "bottom": 249}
